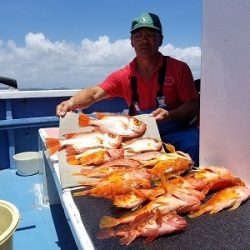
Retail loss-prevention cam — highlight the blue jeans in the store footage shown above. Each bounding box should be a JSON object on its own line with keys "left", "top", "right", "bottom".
{"left": 137, "top": 110, "right": 199, "bottom": 166}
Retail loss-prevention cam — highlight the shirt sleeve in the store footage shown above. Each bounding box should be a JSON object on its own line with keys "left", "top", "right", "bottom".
{"left": 98, "top": 70, "right": 124, "bottom": 98}
{"left": 98, "top": 65, "right": 132, "bottom": 107}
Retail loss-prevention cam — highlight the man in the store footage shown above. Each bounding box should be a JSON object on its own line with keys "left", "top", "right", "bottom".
{"left": 56, "top": 12, "right": 199, "bottom": 165}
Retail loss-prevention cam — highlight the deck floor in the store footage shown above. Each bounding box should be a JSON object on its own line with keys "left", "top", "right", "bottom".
{"left": 0, "top": 169, "right": 77, "bottom": 250}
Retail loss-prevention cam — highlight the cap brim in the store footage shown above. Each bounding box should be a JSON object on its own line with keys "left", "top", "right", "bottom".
{"left": 130, "top": 25, "right": 161, "bottom": 33}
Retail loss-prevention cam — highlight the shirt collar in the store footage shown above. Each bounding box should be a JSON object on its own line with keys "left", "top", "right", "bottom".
{"left": 129, "top": 52, "right": 164, "bottom": 77}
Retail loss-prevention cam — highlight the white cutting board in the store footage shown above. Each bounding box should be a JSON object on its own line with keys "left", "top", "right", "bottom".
{"left": 58, "top": 112, "right": 162, "bottom": 189}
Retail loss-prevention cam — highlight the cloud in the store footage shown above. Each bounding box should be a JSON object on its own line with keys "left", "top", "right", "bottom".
{"left": 0, "top": 32, "right": 201, "bottom": 90}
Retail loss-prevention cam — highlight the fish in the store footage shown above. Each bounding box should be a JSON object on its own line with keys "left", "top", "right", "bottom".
{"left": 80, "top": 159, "right": 141, "bottom": 178}
{"left": 45, "top": 130, "right": 122, "bottom": 155}
{"left": 74, "top": 178, "right": 151, "bottom": 200}
{"left": 200, "top": 175, "right": 246, "bottom": 195}
{"left": 188, "top": 185, "right": 250, "bottom": 218}
{"left": 75, "top": 168, "right": 152, "bottom": 199}
{"left": 160, "top": 175, "right": 206, "bottom": 201}
{"left": 97, "top": 211, "right": 187, "bottom": 245}
{"left": 146, "top": 151, "right": 193, "bottom": 178}
{"left": 99, "top": 192, "right": 201, "bottom": 228}
{"left": 123, "top": 137, "right": 162, "bottom": 154}
{"left": 112, "top": 187, "right": 166, "bottom": 209}
{"left": 187, "top": 166, "right": 232, "bottom": 182}
{"left": 78, "top": 112, "right": 147, "bottom": 138}
{"left": 66, "top": 147, "right": 124, "bottom": 166}
{"left": 125, "top": 151, "right": 163, "bottom": 162}
{"left": 186, "top": 166, "right": 245, "bottom": 194}
{"left": 91, "top": 158, "right": 141, "bottom": 169}
{"left": 81, "top": 167, "right": 152, "bottom": 187}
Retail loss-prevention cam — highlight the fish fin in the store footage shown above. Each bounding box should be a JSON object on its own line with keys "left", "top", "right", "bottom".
{"left": 125, "top": 149, "right": 135, "bottom": 154}
{"left": 99, "top": 216, "right": 119, "bottom": 228}
{"left": 45, "top": 138, "right": 61, "bottom": 155}
{"left": 228, "top": 201, "right": 241, "bottom": 211}
{"left": 72, "top": 172, "right": 82, "bottom": 176}
{"left": 80, "top": 168, "right": 93, "bottom": 176}
{"left": 209, "top": 207, "right": 223, "bottom": 214}
{"left": 96, "top": 228, "right": 115, "bottom": 239}
{"left": 120, "top": 233, "right": 137, "bottom": 246}
{"left": 164, "top": 143, "right": 176, "bottom": 153}
{"left": 63, "top": 133, "right": 77, "bottom": 139}
{"left": 79, "top": 113, "right": 91, "bottom": 127}
{"left": 94, "top": 112, "right": 107, "bottom": 119}
{"left": 133, "top": 189, "right": 157, "bottom": 201}
{"left": 188, "top": 208, "right": 205, "bottom": 218}
{"left": 144, "top": 230, "right": 159, "bottom": 243}
{"left": 66, "top": 155, "right": 80, "bottom": 165}
{"left": 160, "top": 175, "right": 173, "bottom": 194}
{"left": 201, "top": 185, "right": 211, "bottom": 196}
{"left": 72, "top": 190, "right": 90, "bottom": 197}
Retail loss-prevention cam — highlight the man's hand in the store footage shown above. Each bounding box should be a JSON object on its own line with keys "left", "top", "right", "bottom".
{"left": 150, "top": 108, "right": 169, "bottom": 121}
{"left": 56, "top": 99, "right": 74, "bottom": 117}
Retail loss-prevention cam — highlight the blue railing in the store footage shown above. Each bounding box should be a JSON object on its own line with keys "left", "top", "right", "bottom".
{"left": 0, "top": 95, "right": 127, "bottom": 170}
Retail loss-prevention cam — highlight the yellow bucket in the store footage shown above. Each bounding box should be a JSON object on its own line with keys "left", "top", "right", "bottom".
{"left": 0, "top": 200, "right": 20, "bottom": 250}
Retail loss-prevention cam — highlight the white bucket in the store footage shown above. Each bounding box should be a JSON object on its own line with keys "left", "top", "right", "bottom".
{"left": 0, "top": 200, "right": 20, "bottom": 250}
{"left": 13, "top": 151, "right": 41, "bottom": 176}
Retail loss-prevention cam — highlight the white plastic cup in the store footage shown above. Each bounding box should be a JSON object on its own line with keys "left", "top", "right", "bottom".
{"left": 0, "top": 200, "right": 20, "bottom": 250}
{"left": 13, "top": 151, "right": 41, "bottom": 176}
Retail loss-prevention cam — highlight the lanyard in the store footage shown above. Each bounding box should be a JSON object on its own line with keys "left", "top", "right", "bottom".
{"left": 129, "top": 56, "right": 168, "bottom": 116}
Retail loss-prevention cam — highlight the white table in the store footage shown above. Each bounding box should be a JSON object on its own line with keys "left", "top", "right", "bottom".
{"left": 38, "top": 128, "right": 95, "bottom": 250}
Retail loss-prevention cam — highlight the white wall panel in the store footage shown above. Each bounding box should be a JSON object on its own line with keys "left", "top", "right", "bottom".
{"left": 200, "top": 0, "right": 250, "bottom": 184}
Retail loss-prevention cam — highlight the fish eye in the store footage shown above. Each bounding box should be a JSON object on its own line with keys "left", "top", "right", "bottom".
{"left": 133, "top": 118, "right": 142, "bottom": 126}
{"left": 108, "top": 133, "right": 116, "bottom": 138}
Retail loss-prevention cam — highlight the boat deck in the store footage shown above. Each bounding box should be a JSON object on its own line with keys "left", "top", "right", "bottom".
{"left": 0, "top": 169, "right": 77, "bottom": 250}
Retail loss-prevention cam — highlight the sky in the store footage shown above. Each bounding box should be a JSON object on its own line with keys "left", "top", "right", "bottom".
{"left": 0, "top": 0, "right": 202, "bottom": 90}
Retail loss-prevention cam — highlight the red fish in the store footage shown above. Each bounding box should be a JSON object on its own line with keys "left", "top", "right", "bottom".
{"left": 97, "top": 211, "right": 187, "bottom": 245}
{"left": 125, "top": 151, "right": 162, "bottom": 161}
{"left": 99, "top": 192, "right": 201, "bottom": 228}
{"left": 66, "top": 147, "right": 124, "bottom": 166}
{"left": 123, "top": 137, "right": 162, "bottom": 154}
{"left": 112, "top": 186, "right": 166, "bottom": 209}
{"left": 80, "top": 159, "right": 141, "bottom": 177}
{"left": 45, "top": 130, "right": 121, "bottom": 155}
{"left": 188, "top": 186, "right": 250, "bottom": 218}
{"left": 139, "top": 151, "right": 192, "bottom": 179}
{"left": 79, "top": 112, "right": 146, "bottom": 138}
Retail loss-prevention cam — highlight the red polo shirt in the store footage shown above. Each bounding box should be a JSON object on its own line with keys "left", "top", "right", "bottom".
{"left": 99, "top": 53, "right": 198, "bottom": 110}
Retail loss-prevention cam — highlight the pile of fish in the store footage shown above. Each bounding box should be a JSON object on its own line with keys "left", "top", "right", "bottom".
{"left": 45, "top": 112, "right": 250, "bottom": 245}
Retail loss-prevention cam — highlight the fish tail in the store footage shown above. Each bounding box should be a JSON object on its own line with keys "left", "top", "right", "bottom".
{"left": 66, "top": 146, "right": 79, "bottom": 156}
{"left": 79, "top": 113, "right": 91, "bottom": 127}
{"left": 96, "top": 228, "right": 115, "bottom": 239}
{"left": 99, "top": 215, "right": 120, "bottom": 228}
{"left": 45, "top": 138, "right": 61, "bottom": 155}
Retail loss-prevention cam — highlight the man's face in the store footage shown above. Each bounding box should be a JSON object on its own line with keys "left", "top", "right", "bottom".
{"left": 131, "top": 28, "right": 163, "bottom": 57}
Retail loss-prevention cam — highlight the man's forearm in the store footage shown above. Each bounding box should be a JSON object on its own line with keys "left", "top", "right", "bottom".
{"left": 69, "top": 87, "right": 109, "bottom": 110}
{"left": 167, "top": 100, "right": 199, "bottom": 121}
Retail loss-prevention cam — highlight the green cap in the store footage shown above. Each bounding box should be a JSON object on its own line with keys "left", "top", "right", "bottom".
{"left": 130, "top": 12, "right": 162, "bottom": 33}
